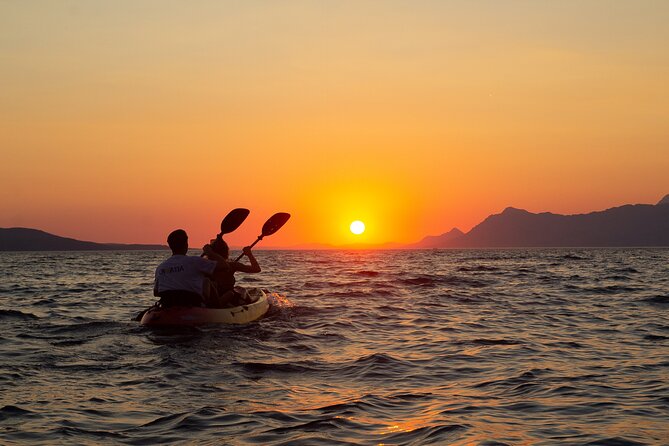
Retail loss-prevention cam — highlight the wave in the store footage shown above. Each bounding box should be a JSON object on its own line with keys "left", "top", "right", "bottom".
{"left": 45, "top": 320, "right": 121, "bottom": 335}
{"left": 457, "top": 265, "right": 500, "bottom": 272}
{"left": 562, "top": 254, "right": 587, "bottom": 260}
{"left": 474, "top": 370, "right": 541, "bottom": 389}
{"left": 614, "top": 267, "right": 640, "bottom": 274}
{"left": 586, "top": 285, "right": 640, "bottom": 294}
{"left": 239, "top": 360, "right": 319, "bottom": 375}
{"left": 239, "top": 353, "right": 418, "bottom": 382}
{"left": 244, "top": 393, "right": 469, "bottom": 444}
{"left": 399, "top": 274, "right": 490, "bottom": 288}
{"left": 336, "top": 353, "right": 416, "bottom": 380}
{"left": 545, "top": 341, "right": 584, "bottom": 349}
{"left": 584, "top": 437, "right": 648, "bottom": 446}
{"left": 642, "top": 295, "right": 669, "bottom": 304}
{"left": 77, "top": 409, "right": 244, "bottom": 443}
{"left": 643, "top": 334, "right": 669, "bottom": 341}
{"left": 354, "top": 270, "right": 380, "bottom": 277}
{"left": 457, "top": 338, "right": 522, "bottom": 347}
{"left": 265, "top": 416, "right": 368, "bottom": 434}
{"left": 316, "top": 391, "right": 435, "bottom": 415}
{"left": 400, "top": 275, "right": 440, "bottom": 287}
{"left": 352, "top": 352, "right": 408, "bottom": 366}
{"left": 0, "top": 309, "right": 39, "bottom": 320}
{"left": 0, "top": 405, "right": 35, "bottom": 422}
{"left": 383, "top": 424, "right": 468, "bottom": 445}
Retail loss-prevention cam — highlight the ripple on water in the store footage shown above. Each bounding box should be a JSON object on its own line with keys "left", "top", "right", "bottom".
{"left": 642, "top": 295, "right": 669, "bottom": 304}
{"left": 0, "top": 309, "right": 39, "bottom": 320}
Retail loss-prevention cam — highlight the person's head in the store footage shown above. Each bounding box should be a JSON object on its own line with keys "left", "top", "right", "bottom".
{"left": 167, "top": 229, "right": 188, "bottom": 255}
{"left": 211, "top": 236, "right": 229, "bottom": 259}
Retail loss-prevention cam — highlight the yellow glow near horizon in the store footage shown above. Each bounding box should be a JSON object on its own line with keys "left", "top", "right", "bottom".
{"left": 350, "top": 220, "right": 365, "bottom": 235}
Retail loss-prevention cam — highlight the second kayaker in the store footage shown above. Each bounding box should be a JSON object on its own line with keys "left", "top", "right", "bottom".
{"left": 202, "top": 237, "right": 261, "bottom": 308}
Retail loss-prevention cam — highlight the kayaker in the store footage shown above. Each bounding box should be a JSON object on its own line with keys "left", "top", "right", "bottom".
{"left": 153, "top": 229, "right": 228, "bottom": 307}
{"left": 202, "top": 236, "right": 261, "bottom": 308}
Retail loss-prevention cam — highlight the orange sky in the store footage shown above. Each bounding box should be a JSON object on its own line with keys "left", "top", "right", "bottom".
{"left": 1, "top": 1, "right": 668, "bottom": 247}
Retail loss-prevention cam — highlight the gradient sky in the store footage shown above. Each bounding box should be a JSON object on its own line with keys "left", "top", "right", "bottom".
{"left": 1, "top": 1, "right": 668, "bottom": 247}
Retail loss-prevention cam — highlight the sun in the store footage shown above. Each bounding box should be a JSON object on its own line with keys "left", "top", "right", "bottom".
{"left": 350, "top": 220, "right": 365, "bottom": 235}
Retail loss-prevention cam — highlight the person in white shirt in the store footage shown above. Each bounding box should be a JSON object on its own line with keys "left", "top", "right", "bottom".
{"left": 153, "top": 229, "right": 228, "bottom": 307}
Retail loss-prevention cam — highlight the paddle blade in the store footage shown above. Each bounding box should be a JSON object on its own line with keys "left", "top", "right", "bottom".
{"left": 261, "top": 212, "right": 291, "bottom": 237}
{"left": 220, "top": 208, "right": 250, "bottom": 234}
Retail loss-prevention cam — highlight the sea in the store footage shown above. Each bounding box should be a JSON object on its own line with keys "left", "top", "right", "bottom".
{"left": 1, "top": 249, "right": 668, "bottom": 445}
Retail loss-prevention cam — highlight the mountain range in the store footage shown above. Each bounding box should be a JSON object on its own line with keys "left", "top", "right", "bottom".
{"left": 2, "top": 194, "right": 668, "bottom": 250}
{"left": 0, "top": 228, "right": 165, "bottom": 251}
{"left": 409, "top": 194, "right": 669, "bottom": 248}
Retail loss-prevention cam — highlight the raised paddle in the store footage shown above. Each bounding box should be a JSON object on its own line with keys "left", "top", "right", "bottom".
{"left": 234, "top": 212, "right": 290, "bottom": 262}
{"left": 219, "top": 208, "right": 250, "bottom": 235}
{"left": 200, "top": 208, "right": 251, "bottom": 256}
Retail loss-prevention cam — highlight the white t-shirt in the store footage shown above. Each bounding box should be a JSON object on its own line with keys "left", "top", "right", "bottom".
{"left": 154, "top": 255, "right": 217, "bottom": 296}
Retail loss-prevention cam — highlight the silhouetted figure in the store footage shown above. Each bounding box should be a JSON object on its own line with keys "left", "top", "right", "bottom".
{"left": 202, "top": 236, "right": 261, "bottom": 308}
{"left": 153, "top": 229, "right": 227, "bottom": 307}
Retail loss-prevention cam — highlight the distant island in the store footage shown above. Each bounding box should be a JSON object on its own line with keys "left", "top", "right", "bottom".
{"left": 0, "top": 228, "right": 166, "bottom": 251}
{"left": 2, "top": 194, "right": 668, "bottom": 251}
{"left": 409, "top": 194, "right": 669, "bottom": 248}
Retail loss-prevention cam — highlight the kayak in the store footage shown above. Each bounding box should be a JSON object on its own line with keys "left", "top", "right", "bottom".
{"left": 140, "top": 288, "right": 271, "bottom": 326}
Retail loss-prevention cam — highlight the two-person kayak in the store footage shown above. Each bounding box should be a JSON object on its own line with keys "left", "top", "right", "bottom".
{"left": 140, "top": 287, "right": 272, "bottom": 326}
{"left": 142, "top": 211, "right": 291, "bottom": 327}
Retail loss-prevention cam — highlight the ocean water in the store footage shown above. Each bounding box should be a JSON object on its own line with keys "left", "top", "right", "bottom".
{"left": 1, "top": 249, "right": 668, "bottom": 445}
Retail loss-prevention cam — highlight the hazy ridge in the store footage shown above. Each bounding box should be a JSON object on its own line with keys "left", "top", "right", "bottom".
{"left": 0, "top": 228, "right": 165, "bottom": 251}
{"left": 411, "top": 194, "right": 669, "bottom": 248}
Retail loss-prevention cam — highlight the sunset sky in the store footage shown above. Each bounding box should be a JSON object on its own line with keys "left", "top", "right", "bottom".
{"left": 2, "top": 1, "right": 668, "bottom": 247}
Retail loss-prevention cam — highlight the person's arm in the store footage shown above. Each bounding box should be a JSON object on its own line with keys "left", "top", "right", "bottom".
{"left": 233, "top": 246, "right": 261, "bottom": 273}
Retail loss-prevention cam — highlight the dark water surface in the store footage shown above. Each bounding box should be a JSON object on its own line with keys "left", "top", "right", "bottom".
{"left": 1, "top": 249, "right": 668, "bottom": 445}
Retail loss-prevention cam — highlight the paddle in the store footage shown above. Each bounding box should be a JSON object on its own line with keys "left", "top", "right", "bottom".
{"left": 200, "top": 208, "right": 250, "bottom": 257}
{"left": 234, "top": 212, "right": 291, "bottom": 262}
{"left": 219, "top": 208, "right": 250, "bottom": 235}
